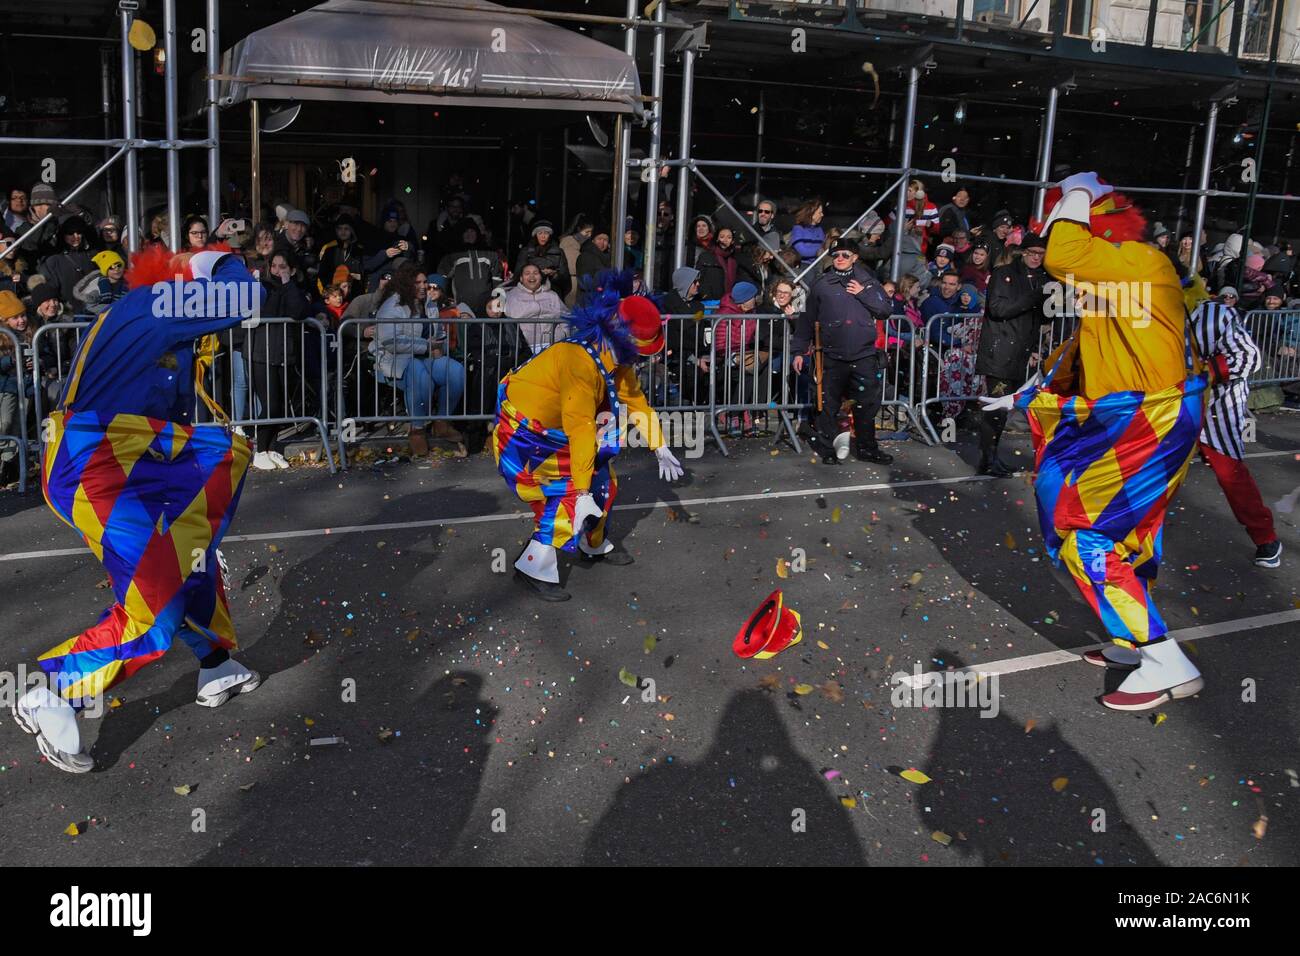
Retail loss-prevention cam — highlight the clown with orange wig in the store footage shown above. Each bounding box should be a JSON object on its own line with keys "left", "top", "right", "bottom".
{"left": 12, "top": 245, "right": 265, "bottom": 772}
{"left": 494, "top": 272, "right": 684, "bottom": 601}
{"left": 990, "top": 172, "right": 1211, "bottom": 711}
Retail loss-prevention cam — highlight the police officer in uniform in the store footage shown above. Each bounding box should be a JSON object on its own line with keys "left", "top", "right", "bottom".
{"left": 791, "top": 237, "right": 894, "bottom": 466}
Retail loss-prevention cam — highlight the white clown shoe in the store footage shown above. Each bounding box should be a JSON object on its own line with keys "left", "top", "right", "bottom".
{"left": 12, "top": 687, "right": 94, "bottom": 774}
{"left": 1083, "top": 643, "right": 1141, "bottom": 669}
{"left": 514, "top": 540, "right": 570, "bottom": 601}
{"left": 196, "top": 657, "right": 262, "bottom": 708}
{"left": 1101, "top": 639, "right": 1203, "bottom": 712}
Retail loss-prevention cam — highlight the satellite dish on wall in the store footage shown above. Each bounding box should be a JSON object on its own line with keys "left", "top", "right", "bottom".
{"left": 586, "top": 114, "right": 610, "bottom": 148}
{"left": 261, "top": 101, "right": 302, "bottom": 134}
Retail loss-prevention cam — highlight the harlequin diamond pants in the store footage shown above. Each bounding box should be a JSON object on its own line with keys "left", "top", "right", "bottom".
{"left": 38, "top": 411, "right": 250, "bottom": 703}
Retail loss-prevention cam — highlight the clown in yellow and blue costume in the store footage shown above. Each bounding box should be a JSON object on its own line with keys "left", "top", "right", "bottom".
{"left": 12, "top": 246, "right": 265, "bottom": 773}
{"left": 997, "top": 172, "right": 1210, "bottom": 712}
{"left": 494, "top": 273, "right": 684, "bottom": 601}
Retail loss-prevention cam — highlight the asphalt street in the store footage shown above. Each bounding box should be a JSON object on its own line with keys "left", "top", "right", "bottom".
{"left": 1, "top": 411, "right": 1297, "bottom": 866}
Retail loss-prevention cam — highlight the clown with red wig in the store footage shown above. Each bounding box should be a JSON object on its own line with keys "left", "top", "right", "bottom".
{"left": 494, "top": 272, "right": 684, "bottom": 601}
{"left": 12, "top": 245, "right": 265, "bottom": 772}
{"left": 991, "top": 172, "right": 1211, "bottom": 711}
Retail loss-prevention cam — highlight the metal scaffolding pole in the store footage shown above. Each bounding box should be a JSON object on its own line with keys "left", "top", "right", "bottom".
{"left": 1190, "top": 100, "right": 1220, "bottom": 276}
{"left": 1032, "top": 84, "right": 1060, "bottom": 223}
{"left": 672, "top": 45, "right": 696, "bottom": 273}
{"left": 888, "top": 65, "right": 919, "bottom": 283}
{"left": 119, "top": 3, "right": 140, "bottom": 253}
{"left": 207, "top": 0, "right": 222, "bottom": 229}
{"left": 612, "top": 0, "right": 637, "bottom": 271}
{"left": 1173, "top": 124, "right": 1198, "bottom": 242}
{"left": 642, "top": 0, "right": 667, "bottom": 289}
{"left": 164, "top": 0, "right": 181, "bottom": 248}
{"left": 1, "top": 147, "right": 129, "bottom": 261}
{"left": 250, "top": 101, "right": 262, "bottom": 224}
{"left": 101, "top": 47, "right": 115, "bottom": 216}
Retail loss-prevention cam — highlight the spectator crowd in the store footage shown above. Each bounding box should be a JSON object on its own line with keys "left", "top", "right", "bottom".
{"left": 3, "top": 167, "right": 1299, "bottom": 487}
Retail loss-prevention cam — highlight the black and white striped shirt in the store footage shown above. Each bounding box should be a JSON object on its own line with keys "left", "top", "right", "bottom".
{"left": 1189, "top": 300, "right": 1261, "bottom": 459}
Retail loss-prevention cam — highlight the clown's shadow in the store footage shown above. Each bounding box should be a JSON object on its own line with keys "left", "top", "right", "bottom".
{"left": 582, "top": 688, "right": 867, "bottom": 865}
{"left": 87, "top": 487, "right": 503, "bottom": 772}
{"left": 915, "top": 650, "right": 1163, "bottom": 866}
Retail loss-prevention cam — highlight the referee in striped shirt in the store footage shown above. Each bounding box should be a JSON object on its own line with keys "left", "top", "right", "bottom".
{"left": 1190, "top": 288, "right": 1282, "bottom": 568}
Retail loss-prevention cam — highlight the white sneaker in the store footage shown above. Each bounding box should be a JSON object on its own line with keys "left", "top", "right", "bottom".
{"left": 1101, "top": 639, "right": 1203, "bottom": 711}
{"left": 12, "top": 687, "right": 94, "bottom": 773}
{"left": 196, "top": 657, "right": 262, "bottom": 708}
{"left": 251, "top": 451, "right": 278, "bottom": 471}
{"left": 267, "top": 451, "right": 290, "bottom": 469}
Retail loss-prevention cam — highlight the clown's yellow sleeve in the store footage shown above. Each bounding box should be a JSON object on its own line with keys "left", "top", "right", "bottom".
{"left": 1044, "top": 216, "right": 1187, "bottom": 399}
{"left": 614, "top": 366, "right": 665, "bottom": 451}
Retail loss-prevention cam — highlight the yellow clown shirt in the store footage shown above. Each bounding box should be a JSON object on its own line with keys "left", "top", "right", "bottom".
{"left": 501, "top": 340, "right": 664, "bottom": 492}
{"left": 1042, "top": 190, "right": 1188, "bottom": 398}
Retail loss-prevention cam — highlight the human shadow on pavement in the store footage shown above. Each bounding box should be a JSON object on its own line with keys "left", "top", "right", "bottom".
{"left": 582, "top": 688, "right": 867, "bottom": 865}
{"left": 87, "top": 487, "right": 500, "bottom": 771}
{"left": 197, "top": 670, "right": 497, "bottom": 865}
{"left": 914, "top": 650, "right": 1162, "bottom": 866}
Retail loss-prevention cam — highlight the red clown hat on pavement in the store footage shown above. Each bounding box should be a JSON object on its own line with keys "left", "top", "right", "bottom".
{"left": 732, "top": 589, "right": 804, "bottom": 660}
{"left": 618, "top": 294, "right": 665, "bottom": 356}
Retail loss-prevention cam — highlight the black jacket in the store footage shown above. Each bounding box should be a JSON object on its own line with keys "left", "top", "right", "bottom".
{"left": 694, "top": 245, "right": 757, "bottom": 302}
{"left": 437, "top": 246, "right": 503, "bottom": 316}
{"left": 791, "top": 264, "right": 891, "bottom": 361}
{"left": 513, "top": 240, "right": 571, "bottom": 301}
{"left": 250, "top": 276, "right": 310, "bottom": 365}
{"left": 975, "top": 259, "right": 1050, "bottom": 381}
{"left": 575, "top": 238, "right": 612, "bottom": 283}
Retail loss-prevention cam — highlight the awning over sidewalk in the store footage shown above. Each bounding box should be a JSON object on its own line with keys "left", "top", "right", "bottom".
{"left": 218, "top": 0, "right": 642, "bottom": 115}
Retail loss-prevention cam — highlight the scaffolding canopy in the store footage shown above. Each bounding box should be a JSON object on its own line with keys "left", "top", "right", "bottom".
{"left": 217, "top": 0, "right": 642, "bottom": 115}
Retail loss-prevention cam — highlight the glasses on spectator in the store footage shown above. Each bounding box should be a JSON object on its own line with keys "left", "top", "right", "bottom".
{"left": 831, "top": 251, "right": 854, "bottom": 259}
{"left": 758, "top": 207, "right": 775, "bottom": 216}
{"left": 189, "top": 228, "right": 207, "bottom": 237}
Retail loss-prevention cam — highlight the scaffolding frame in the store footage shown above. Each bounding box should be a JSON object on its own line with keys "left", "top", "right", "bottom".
{"left": 0, "top": 0, "right": 219, "bottom": 258}
{"left": 2, "top": 1, "right": 1296, "bottom": 281}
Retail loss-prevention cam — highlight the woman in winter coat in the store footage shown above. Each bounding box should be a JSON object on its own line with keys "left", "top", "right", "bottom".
{"left": 789, "top": 198, "right": 826, "bottom": 267}
{"left": 370, "top": 262, "right": 467, "bottom": 457}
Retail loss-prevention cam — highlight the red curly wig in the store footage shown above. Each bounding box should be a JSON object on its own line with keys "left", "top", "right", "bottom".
{"left": 126, "top": 242, "right": 236, "bottom": 290}
{"left": 1030, "top": 188, "right": 1147, "bottom": 244}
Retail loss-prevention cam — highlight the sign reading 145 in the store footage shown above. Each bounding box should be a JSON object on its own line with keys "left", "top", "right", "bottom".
{"left": 440, "top": 67, "right": 474, "bottom": 88}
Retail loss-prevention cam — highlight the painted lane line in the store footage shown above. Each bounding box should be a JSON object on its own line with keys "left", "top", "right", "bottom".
{"left": 0, "top": 473, "right": 993, "bottom": 563}
{"left": 899, "top": 608, "right": 1300, "bottom": 688}
{"left": 2, "top": 448, "right": 1295, "bottom": 564}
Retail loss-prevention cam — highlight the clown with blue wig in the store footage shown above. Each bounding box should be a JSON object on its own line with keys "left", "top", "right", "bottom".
{"left": 493, "top": 272, "right": 684, "bottom": 601}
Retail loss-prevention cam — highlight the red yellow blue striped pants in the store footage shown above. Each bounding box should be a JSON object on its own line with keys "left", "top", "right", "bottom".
{"left": 38, "top": 411, "right": 251, "bottom": 703}
{"left": 493, "top": 395, "right": 618, "bottom": 553}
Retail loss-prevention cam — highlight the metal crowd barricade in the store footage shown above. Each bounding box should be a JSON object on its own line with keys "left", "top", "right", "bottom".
{"left": 30, "top": 320, "right": 91, "bottom": 428}
{"left": 0, "top": 326, "right": 30, "bottom": 493}
{"left": 1242, "top": 309, "right": 1300, "bottom": 387}
{"left": 874, "top": 316, "right": 930, "bottom": 439}
{"left": 914, "top": 311, "right": 984, "bottom": 444}
{"left": 705, "top": 313, "right": 804, "bottom": 457}
{"left": 198, "top": 316, "right": 336, "bottom": 473}
{"left": 334, "top": 315, "right": 569, "bottom": 467}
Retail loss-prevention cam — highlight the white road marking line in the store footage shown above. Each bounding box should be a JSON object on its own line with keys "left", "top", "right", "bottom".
{"left": 899, "top": 608, "right": 1300, "bottom": 688}
{"left": 0, "top": 473, "right": 993, "bottom": 562}
{"left": 2, "top": 446, "right": 1294, "bottom": 564}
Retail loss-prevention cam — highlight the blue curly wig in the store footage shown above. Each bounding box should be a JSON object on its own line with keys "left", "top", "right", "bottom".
{"left": 568, "top": 269, "right": 663, "bottom": 366}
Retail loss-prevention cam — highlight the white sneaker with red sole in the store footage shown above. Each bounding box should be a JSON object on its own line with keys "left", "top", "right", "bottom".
{"left": 1101, "top": 639, "right": 1203, "bottom": 712}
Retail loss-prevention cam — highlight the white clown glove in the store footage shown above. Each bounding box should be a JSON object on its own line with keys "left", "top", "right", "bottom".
{"left": 573, "top": 493, "right": 604, "bottom": 531}
{"left": 655, "top": 446, "right": 684, "bottom": 482}
{"left": 1056, "top": 171, "right": 1113, "bottom": 204}
{"left": 977, "top": 372, "right": 1042, "bottom": 412}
